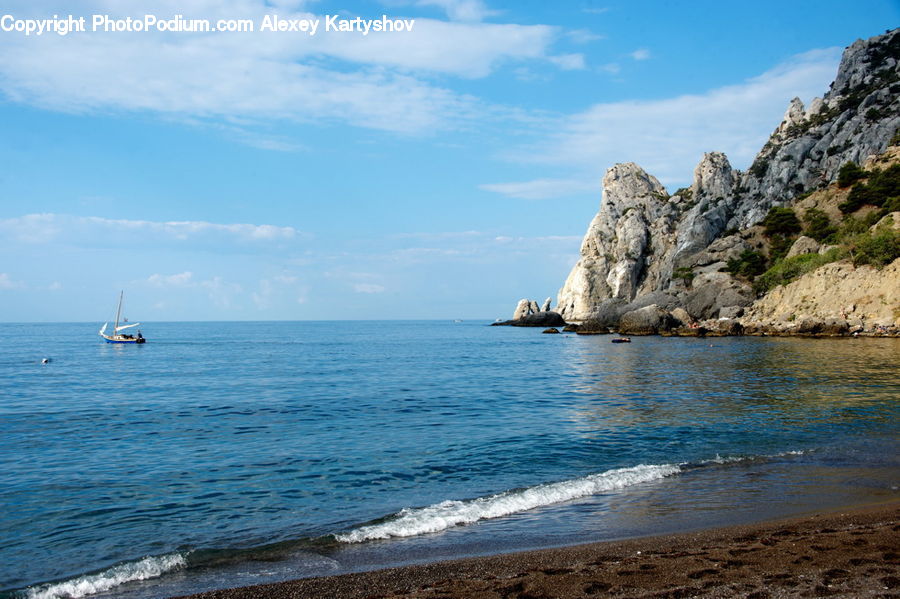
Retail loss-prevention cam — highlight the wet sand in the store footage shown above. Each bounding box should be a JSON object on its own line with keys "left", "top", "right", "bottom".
{"left": 177, "top": 502, "right": 899, "bottom": 599}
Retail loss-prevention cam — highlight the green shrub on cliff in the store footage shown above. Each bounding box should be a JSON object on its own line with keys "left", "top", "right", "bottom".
{"left": 753, "top": 247, "right": 846, "bottom": 292}
{"left": 837, "top": 162, "right": 866, "bottom": 188}
{"left": 802, "top": 207, "right": 838, "bottom": 242}
{"left": 672, "top": 267, "right": 695, "bottom": 284}
{"left": 840, "top": 213, "right": 881, "bottom": 236}
{"left": 839, "top": 164, "right": 900, "bottom": 213}
{"left": 726, "top": 250, "right": 767, "bottom": 279}
{"left": 846, "top": 225, "right": 900, "bottom": 267}
{"left": 762, "top": 206, "right": 802, "bottom": 236}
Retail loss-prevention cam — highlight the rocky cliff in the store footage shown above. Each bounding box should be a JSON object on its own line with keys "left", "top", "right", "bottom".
{"left": 552, "top": 28, "right": 900, "bottom": 327}
{"left": 740, "top": 257, "right": 900, "bottom": 335}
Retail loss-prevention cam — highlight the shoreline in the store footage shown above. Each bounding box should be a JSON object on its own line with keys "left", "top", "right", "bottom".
{"left": 175, "top": 500, "right": 900, "bottom": 599}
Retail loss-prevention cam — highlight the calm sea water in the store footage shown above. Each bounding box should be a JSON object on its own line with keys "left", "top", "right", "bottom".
{"left": 1, "top": 322, "right": 898, "bottom": 599}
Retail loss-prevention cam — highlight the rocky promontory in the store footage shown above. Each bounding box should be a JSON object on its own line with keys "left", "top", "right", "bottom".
{"left": 502, "top": 29, "right": 900, "bottom": 338}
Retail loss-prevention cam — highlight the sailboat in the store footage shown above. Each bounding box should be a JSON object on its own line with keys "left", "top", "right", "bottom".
{"left": 99, "top": 291, "right": 146, "bottom": 344}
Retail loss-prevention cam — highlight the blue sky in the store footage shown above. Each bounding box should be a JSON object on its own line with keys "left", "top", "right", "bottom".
{"left": 0, "top": 0, "right": 897, "bottom": 321}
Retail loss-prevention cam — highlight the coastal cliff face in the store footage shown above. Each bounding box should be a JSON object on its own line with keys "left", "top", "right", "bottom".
{"left": 740, "top": 257, "right": 900, "bottom": 334}
{"left": 554, "top": 28, "right": 900, "bottom": 325}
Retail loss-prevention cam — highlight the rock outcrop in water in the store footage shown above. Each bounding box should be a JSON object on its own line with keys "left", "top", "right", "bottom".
{"left": 544, "top": 28, "right": 900, "bottom": 335}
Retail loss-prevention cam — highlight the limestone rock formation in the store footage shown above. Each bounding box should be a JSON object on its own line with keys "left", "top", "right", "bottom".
{"left": 512, "top": 298, "right": 543, "bottom": 320}
{"left": 556, "top": 163, "right": 684, "bottom": 319}
{"left": 512, "top": 299, "right": 531, "bottom": 320}
{"left": 553, "top": 29, "right": 899, "bottom": 324}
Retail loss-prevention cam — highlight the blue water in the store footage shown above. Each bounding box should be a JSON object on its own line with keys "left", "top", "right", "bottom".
{"left": 1, "top": 322, "right": 898, "bottom": 599}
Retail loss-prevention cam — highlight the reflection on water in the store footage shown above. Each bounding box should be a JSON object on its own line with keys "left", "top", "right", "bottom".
{"left": 561, "top": 336, "right": 900, "bottom": 438}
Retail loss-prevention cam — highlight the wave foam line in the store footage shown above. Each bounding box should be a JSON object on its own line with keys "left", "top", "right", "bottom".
{"left": 23, "top": 553, "right": 187, "bottom": 599}
{"left": 335, "top": 463, "right": 681, "bottom": 543}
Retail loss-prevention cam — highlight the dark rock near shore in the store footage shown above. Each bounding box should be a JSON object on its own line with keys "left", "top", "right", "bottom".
{"left": 682, "top": 275, "right": 754, "bottom": 320}
{"left": 704, "top": 318, "right": 744, "bottom": 336}
{"left": 512, "top": 311, "right": 566, "bottom": 327}
{"left": 618, "top": 304, "right": 675, "bottom": 335}
{"left": 493, "top": 311, "right": 567, "bottom": 327}
{"left": 575, "top": 323, "right": 611, "bottom": 335}
{"left": 583, "top": 298, "right": 627, "bottom": 328}
{"left": 819, "top": 318, "right": 850, "bottom": 336}
{"left": 542, "top": 328, "right": 560, "bottom": 334}
{"left": 562, "top": 324, "right": 580, "bottom": 332}
{"left": 663, "top": 326, "right": 707, "bottom": 337}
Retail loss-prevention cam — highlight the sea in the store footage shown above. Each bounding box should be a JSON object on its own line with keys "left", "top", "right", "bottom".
{"left": 1, "top": 321, "right": 898, "bottom": 599}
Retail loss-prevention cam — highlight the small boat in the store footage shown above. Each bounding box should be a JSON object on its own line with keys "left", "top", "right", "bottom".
{"left": 611, "top": 337, "right": 631, "bottom": 343}
{"left": 99, "top": 291, "right": 146, "bottom": 344}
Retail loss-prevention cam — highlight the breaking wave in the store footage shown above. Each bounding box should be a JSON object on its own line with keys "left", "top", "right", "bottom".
{"left": 23, "top": 553, "right": 187, "bottom": 599}
{"left": 335, "top": 463, "right": 681, "bottom": 543}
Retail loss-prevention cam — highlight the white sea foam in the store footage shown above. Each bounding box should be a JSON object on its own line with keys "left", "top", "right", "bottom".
{"left": 24, "top": 553, "right": 187, "bottom": 599}
{"left": 335, "top": 463, "right": 681, "bottom": 543}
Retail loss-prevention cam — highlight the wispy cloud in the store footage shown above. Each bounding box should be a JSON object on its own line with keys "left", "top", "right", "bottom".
{"left": 250, "top": 274, "right": 309, "bottom": 311}
{"left": 565, "top": 29, "right": 605, "bottom": 44}
{"left": 0, "top": 0, "right": 577, "bottom": 134}
{"left": 415, "top": 0, "right": 497, "bottom": 21}
{"left": 479, "top": 178, "right": 598, "bottom": 200}
{"left": 0, "top": 214, "right": 303, "bottom": 247}
{"left": 353, "top": 283, "right": 387, "bottom": 294}
{"left": 548, "top": 53, "right": 586, "bottom": 70}
{"left": 147, "top": 272, "right": 194, "bottom": 287}
{"left": 630, "top": 48, "right": 651, "bottom": 61}
{"left": 598, "top": 62, "right": 620, "bottom": 75}
{"left": 487, "top": 47, "right": 842, "bottom": 193}
{"left": 0, "top": 273, "right": 26, "bottom": 290}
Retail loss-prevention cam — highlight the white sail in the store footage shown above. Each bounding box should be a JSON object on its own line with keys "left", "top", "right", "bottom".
{"left": 115, "top": 322, "right": 141, "bottom": 332}
{"left": 99, "top": 323, "right": 108, "bottom": 336}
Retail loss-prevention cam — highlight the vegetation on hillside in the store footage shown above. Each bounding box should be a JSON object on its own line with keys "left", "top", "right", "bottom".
{"left": 730, "top": 156, "right": 900, "bottom": 292}
{"left": 838, "top": 163, "right": 900, "bottom": 214}
{"left": 753, "top": 247, "right": 846, "bottom": 293}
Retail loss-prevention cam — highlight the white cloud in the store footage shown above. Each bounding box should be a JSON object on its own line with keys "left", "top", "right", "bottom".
{"left": 251, "top": 274, "right": 308, "bottom": 309}
{"left": 0, "top": 1, "right": 575, "bottom": 134}
{"left": 548, "top": 53, "right": 586, "bottom": 70}
{"left": 415, "top": 0, "right": 496, "bottom": 21}
{"left": 200, "top": 276, "right": 243, "bottom": 309}
{"left": 565, "top": 29, "right": 605, "bottom": 44}
{"left": 0, "top": 214, "right": 302, "bottom": 247}
{"left": 630, "top": 48, "right": 651, "bottom": 61}
{"left": 376, "top": 231, "right": 582, "bottom": 266}
{"left": 598, "top": 62, "right": 620, "bottom": 75}
{"left": 393, "top": 230, "right": 483, "bottom": 239}
{"left": 148, "top": 271, "right": 194, "bottom": 287}
{"left": 353, "top": 283, "right": 386, "bottom": 294}
{"left": 491, "top": 47, "right": 842, "bottom": 191}
{"left": 479, "top": 178, "right": 598, "bottom": 200}
{"left": 0, "top": 273, "right": 25, "bottom": 290}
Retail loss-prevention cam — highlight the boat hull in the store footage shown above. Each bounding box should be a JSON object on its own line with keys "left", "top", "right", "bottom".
{"left": 101, "top": 335, "right": 145, "bottom": 344}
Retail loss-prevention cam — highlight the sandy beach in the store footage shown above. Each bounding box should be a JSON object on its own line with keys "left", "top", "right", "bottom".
{"left": 176, "top": 501, "right": 899, "bottom": 599}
